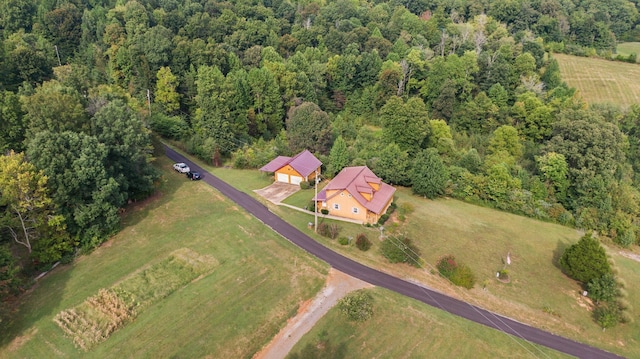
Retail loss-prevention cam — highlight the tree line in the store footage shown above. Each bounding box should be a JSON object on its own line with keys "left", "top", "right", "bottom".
{"left": 1, "top": 0, "right": 639, "bottom": 301}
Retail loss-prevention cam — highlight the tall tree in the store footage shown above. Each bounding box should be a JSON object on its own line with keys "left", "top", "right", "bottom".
{"left": 327, "top": 136, "right": 350, "bottom": 177}
{"left": 0, "top": 151, "right": 71, "bottom": 263}
{"left": 380, "top": 96, "right": 430, "bottom": 155}
{"left": 155, "top": 66, "right": 180, "bottom": 113}
{"left": 23, "top": 80, "right": 88, "bottom": 138}
{"left": 0, "top": 91, "right": 25, "bottom": 152}
{"left": 286, "top": 102, "right": 333, "bottom": 155}
{"left": 411, "top": 148, "right": 449, "bottom": 199}
{"left": 373, "top": 143, "right": 411, "bottom": 186}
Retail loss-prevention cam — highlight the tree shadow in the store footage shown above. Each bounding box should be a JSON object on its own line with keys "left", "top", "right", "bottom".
{"left": 552, "top": 239, "right": 570, "bottom": 270}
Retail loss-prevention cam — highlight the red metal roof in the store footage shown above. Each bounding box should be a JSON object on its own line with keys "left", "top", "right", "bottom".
{"left": 259, "top": 150, "right": 322, "bottom": 177}
{"left": 320, "top": 166, "right": 395, "bottom": 214}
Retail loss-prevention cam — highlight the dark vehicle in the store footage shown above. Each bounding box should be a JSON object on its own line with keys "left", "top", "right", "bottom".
{"left": 186, "top": 171, "right": 201, "bottom": 180}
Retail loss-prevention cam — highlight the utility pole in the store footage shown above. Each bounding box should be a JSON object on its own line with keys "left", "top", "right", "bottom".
{"left": 314, "top": 168, "right": 319, "bottom": 233}
{"left": 54, "top": 45, "right": 62, "bottom": 66}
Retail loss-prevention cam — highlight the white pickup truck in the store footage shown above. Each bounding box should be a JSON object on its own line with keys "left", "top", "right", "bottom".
{"left": 173, "top": 162, "right": 190, "bottom": 173}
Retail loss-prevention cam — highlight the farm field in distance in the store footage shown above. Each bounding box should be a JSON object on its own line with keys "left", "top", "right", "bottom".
{"left": 554, "top": 53, "right": 640, "bottom": 108}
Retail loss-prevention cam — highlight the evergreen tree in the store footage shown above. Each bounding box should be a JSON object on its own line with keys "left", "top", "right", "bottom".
{"left": 411, "top": 148, "right": 449, "bottom": 199}
{"left": 327, "top": 136, "right": 350, "bottom": 177}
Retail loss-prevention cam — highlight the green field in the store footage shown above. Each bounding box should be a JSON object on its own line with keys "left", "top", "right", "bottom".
{"left": 0, "top": 155, "right": 328, "bottom": 358}
{"left": 288, "top": 287, "right": 574, "bottom": 359}
{"left": 617, "top": 42, "right": 640, "bottom": 61}
{"left": 554, "top": 53, "right": 640, "bottom": 108}
{"left": 202, "top": 158, "right": 640, "bottom": 358}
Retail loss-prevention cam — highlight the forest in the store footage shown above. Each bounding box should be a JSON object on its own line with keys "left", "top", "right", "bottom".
{"left": 1, "top": 0, "right": 640, "bottom": 304}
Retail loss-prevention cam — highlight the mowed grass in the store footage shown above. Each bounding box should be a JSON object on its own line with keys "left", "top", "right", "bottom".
{"left": 554, "top": 53, "right": 640, "bottom": 108}
{"left": 194, "top": 156, "right": 640, "bottom": 358}
{"left": 143, "top": 146, "right": 640, "bottom": 357}
{"left": 617, "top": 42, "right": 640, "bottom": 62}
{"left": 288, "top": 287, "right": 574, "bottom": 359}
{"left": 0, "top": 155, "right": 328, "bottom": 358}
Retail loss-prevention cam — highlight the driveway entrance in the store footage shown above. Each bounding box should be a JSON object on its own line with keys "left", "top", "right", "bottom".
{"left": 254, "top": 182, "right": 300, "bottom": 203}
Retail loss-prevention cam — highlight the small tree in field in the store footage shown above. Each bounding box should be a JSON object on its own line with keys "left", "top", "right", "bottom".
{"left": 560, "top": 233, "right": 611, "bottom": 284}
{"left": 355, "top": 233, "right": 371, "bottom": 251}
{"left": 338, "top": 290, "right": 373, "bottom": 321}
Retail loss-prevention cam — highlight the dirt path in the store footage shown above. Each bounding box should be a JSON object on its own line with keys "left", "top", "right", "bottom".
{"left": 252, "top": 268, "right": 373, "bottom": 359}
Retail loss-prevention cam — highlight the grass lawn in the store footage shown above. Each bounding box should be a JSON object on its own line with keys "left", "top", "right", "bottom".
{"left": 288, "top": 287, "right": 574, "bottom": 359}
{"left": 174, "top": 150, "right": 640, "bottom": 358}
{"left": 616, "top": 42, "right": 640, "bottom": 62}
{"left": 554, "top": 53, "right": 640, "bottom": 108}
{"left": 0, "top": 154, "right": 328, "bottom": 358}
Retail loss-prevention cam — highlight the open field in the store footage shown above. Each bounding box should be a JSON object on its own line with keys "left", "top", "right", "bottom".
{"left": 0, "top": 155, "right": 328, "bottom": 358}
{"left": 617, "top": 42, "right": 640, "bottom": 61}
{"left": 202, "top": 160, "right": 640, "bottom": 358}
{"left": 554, "top": 53, "right": 640, "bottom": 108}
{"left": 288, "top": 287, "right": 574, "bottom": 359}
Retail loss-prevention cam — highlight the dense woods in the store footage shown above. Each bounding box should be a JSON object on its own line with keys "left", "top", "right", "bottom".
{"left": 1, "top": 0, "right": 640, "bottom": 303}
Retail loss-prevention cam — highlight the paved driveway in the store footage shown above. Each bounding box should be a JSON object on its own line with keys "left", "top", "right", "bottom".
{"left": 254, "top": 182, "right": 300, "bottom": 203}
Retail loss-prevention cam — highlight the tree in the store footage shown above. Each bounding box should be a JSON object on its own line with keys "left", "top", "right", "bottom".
{"left": 380, "top": 96, "right": 430, "bottom": 155}
{"left": 536, "top": 152, "right": 569, "bottom": 202}
{"left": 155, "top": 66, "right": 180, "bottom": 113}
{"left": 0, "top": 151, "right": 71, "bottom": 263}
{"left": 411, "top": 148, "right": 449, "bottom": 199}
{"left": 247, "top": 67, "right": 284, "bottom": 138}
{"left": 23, "top": 80, "right": 89, "bottom": 138}
{"left": 92, "top": 100, "right": 158, "bottom": 201}
{"left": 0, "top": 91, "right": 25, "bottom": 152}
{"left": 27, "top": 131, "right": 123, "bottom": 249}
{"left": 327, "top": 136, "right": 350, "bottom": 177}
{"left": 286, "top": 102, "right": 333, "bottom": 155}
{"left": 560, "top": 233, "right": 611, "bottom": 284}
{"left": 372, "top": 143, "right": 411, "bottom": 186}
{"left": 488, "top": 125, "right": 522, "bottom": 159}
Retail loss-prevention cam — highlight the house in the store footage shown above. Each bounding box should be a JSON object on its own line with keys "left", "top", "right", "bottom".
{"left": 314, "top": 166, "right": 395, "bottom": 224}
{"left": 260, "top": 149, "right": 322, "bottom": 185}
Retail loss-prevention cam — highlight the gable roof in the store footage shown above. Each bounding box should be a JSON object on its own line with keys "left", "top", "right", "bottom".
{"left": 316, "top": 166, "right": 395, "bottom": 214}
{"left": 259, "top": 150, "right": 322, "bottom": 178}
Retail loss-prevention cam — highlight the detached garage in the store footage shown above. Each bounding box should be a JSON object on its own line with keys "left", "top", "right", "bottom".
{"left": 260, "top": 150, "right": 322, "bottom": 185}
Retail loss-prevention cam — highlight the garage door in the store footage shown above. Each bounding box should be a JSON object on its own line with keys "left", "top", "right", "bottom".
{"left": 276, "top": 173, "right": 289, "bottom": 183}
{"left": 290, "top": 176, "right": 303, "bottom": 185}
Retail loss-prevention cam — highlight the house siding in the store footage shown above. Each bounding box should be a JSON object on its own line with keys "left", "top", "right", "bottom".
{"left": 325, "top": 190, "right": 367, "bottom": 221}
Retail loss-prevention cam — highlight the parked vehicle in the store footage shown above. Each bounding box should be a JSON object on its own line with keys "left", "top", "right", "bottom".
{"left": 186, "top": 171, "right": 201, "bottom": 180}
{"left": 173, "top": 162, "right": 190, "bottom": 173}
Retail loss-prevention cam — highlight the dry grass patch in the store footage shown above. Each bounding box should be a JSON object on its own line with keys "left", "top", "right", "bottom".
{"left": 54, "top": 248, "right": 217, "bottom": 350}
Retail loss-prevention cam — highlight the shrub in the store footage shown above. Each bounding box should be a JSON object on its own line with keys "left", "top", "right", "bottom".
{"left": 148, "top": 113, "right": 190, "bottom": 140}
{"left": 380, "top": 235, "right": 421, "bottom": 267}
{"left": 450, "top": 264, "right": 476, "bottom": 289}
{"left": 306, "top": 201, "right": 317, "bottom": 211}
{"left": 378, "top": 214, "right": 390, "bottom": 225}
{"left": 299, "top": 181, "right": 311, "bottom": 190}
{"left": 559, "top": 233, "right": 611, "bottom": 283}
{"left": 321, "top": 209, "right": 329, "bottom": 215}
{"left": 593, "top": 303, "right": 620, "bottom": 329}
{"left": 338, "top": 290, "right": 373, "bottom": 322}
{"left": 436, "top": 255, "right": 458, "bottom": 278}
{"left": 338, "top": 237, "right": 349, "bottom": 245}
{"left": 587, "top": 274, "right": 617, "bottom": 303}
{"left": 317, "top": 223, "right": 329, "bottom": 237}
{"left": 355, "top": 233, "right": 371, "bottom": 251}
{"left": 327, "top": 224, "right": 340, "bottom": 239}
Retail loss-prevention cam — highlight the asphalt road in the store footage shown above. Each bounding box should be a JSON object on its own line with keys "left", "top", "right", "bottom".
{"left": 165, "top": 145, "right": 624, "bottom": 359}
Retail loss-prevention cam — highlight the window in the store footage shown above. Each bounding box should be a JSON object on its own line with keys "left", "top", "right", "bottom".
{"left": 352, "top": 207, "right": 359, "bottom": 214}
{"left": 348, "top": 194, "right": 352, "bottom": 198}
{"left": 340, "top": 192, "right": 344, "bottom": 197}
{"left": 333, "top": 203, "right": 340, "bottom": 210}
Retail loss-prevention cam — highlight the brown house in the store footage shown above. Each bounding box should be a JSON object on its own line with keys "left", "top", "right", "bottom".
{"left": 260, "top": 150, "right": 322, "bottom": 185}
{"left": 314, "top": 166, "right": 395, "bottom": 224}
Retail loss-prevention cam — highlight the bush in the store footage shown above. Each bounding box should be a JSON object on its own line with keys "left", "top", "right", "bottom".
{"left": 436, "top": 255, "right": 458, "bottom": 278}
{"left": 378, "top": 214, "right": 390, "bottom": 225}
{"left": 587, "top": 274, "right": 617, "bottom": 303}
{"left": 306, "top": 201, "right": 317, "bottom": 211}
{"left": 148, "top": 113, "right": 190, "bottom": 140}
{"left": 338, "top": 237, "right": 349, "bottom": 245}
{"left": 593, "top": 303, "right": 620, "bottom": 329}
{"left": 450, "top": 264, "right": 476, "bottom": 289}
{"left": 321, "top": 209, "right": 329, "bottom": 215}
{"left": 317, "top": 223, "right": 340, "bottom": 239}
{"left": 355, "top": 233, "right": 371, "bottom": 251}
{"left": 380, "top": 235, "right": 421, "bottom": 267}
{"left": 299, "top": 181, "right": 311, "bottom": 190}
{"left": 559, "top": 233, "right": 611, "bottom": 283}
{"left": 317, "top": 223, "right": 329, "bottom": 237}
{"left": 338, "top": 290, "right": 374, "bottom": 322}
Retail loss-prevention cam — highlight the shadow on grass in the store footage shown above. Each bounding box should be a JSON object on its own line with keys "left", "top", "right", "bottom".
{"left": 552, "top": 239, "right": 570, "bottom": 270}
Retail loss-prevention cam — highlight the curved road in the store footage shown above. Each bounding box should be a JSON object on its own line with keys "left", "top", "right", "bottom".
{"left": 166, "top": 146, "right": 624, "bottom": 359}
